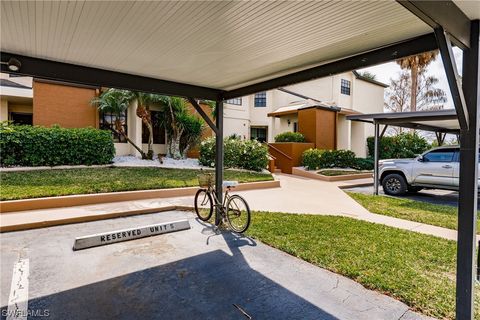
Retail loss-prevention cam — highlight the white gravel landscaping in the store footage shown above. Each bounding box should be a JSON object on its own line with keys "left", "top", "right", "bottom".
{"left": 0, "top": 155, "right": 271, "bottom": 174}
{"left": 112, "top": 155, "right": 207, "bottom": 169}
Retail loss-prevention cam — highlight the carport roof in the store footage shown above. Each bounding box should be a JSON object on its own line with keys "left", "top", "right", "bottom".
{"left": 1, "top": 1, "right": 478, "bottom": 100}
{"left": 346, "top": 109, "right": 460, "bottom": 133}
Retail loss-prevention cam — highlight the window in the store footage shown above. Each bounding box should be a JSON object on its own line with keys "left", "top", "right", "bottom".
{"left": 226, "top": 98, "right": 242, "bottom": 105}
{"left": 340, "top": 79, "right": 351, "bottom": 95}
{"left": 454, "top": 149, "right": 480, "bottom": 162}
{"left": 10, "top": 112, "right": 32, "bottom": 125}
{"left": 423, "top": 149, "right": 455, "bottom": 162}
{"left": 142, "top": 111, "right": 166, "bottom": 144}
{"left": 293, "top": 122, "right": 298, "bottom": 133}
{"left": 250, "top": 127, "right": 267, "bottom": 143}
{"left": 254, "top": 92, "right": 267, "bottom": 107}
{"left": 99, "top": 111, "right": 128, "bottom": 143}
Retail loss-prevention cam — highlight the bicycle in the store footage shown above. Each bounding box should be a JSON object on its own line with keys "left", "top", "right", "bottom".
{"left": 194, "top": 171, "right": 251, "bottom": 233}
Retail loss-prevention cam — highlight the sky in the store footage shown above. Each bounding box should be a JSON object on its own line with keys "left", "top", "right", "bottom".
{"left": 357, "top": 47, "right": 464, "bottom": 110}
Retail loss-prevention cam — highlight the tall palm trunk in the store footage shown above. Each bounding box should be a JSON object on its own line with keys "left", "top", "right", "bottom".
{"left": 114, "top": 119, "right": 146, "bottom": 158}
{"left": 410, "top": 59, "right": 419, "bottom": 112}
{"left": 136, "top": 102, "right": 154, "bottom": 160}
{"left": 167, "top": 102, "right": 183, "bottom": 159}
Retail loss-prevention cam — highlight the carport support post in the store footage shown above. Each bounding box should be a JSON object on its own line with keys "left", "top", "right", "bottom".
{"left": 215, "top": 100, "right": 224, "bottom": 226}
{"left": 456, "top": 20, "right": 479, "bottom": 320}
{"left": 373, "top": 121, "right": 380, "bottom": 195}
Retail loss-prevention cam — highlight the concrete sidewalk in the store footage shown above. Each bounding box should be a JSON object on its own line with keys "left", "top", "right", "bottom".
{"left": 0, "top": 211, "right": 433, "bottom": 320}
{"left": 1, "top": 174, "right": 467, "bottom": 241}
{"left": 173, "top": 174, "right": 465, "bottom": 241}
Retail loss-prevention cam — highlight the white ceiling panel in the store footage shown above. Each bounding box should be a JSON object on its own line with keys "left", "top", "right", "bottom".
{"left": 1, "top": 1, "right": 434, "bottom": 90}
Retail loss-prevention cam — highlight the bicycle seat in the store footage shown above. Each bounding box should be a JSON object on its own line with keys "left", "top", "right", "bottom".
{"left": 223, "top": 180, "right": 239, "bottom": 188}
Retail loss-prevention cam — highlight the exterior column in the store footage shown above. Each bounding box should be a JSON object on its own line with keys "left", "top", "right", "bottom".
{"left": 215, "top": 100, "right": 224, "bottom": 226}
{"left": 456, "top": 20, "right": 479, "bottom": 320}
{"left": 373, "top": 121, "right": 380, "bottom": 195}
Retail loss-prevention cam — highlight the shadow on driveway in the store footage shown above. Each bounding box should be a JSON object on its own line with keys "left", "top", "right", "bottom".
{"left": 1, "top": 222, "right": 337, "bottom": 320}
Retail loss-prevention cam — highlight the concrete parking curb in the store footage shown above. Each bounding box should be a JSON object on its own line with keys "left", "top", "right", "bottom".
{"left": 0, "top": 205, "right": 195, "bottom": 233}
{"left": 292, "top": 167, "right": 373, "bottom": 182}
{"left": 0, "top": 180, "right": 280, "bottom": 213}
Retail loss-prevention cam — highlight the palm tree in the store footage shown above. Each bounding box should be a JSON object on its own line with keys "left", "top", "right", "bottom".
{"left": 91, "top": 89, "right": 147, "bottom": 158}
{"left": 125, "top": 92, "right": 161, "bottom": 160}
{"left": 396, "top": 50, "right": 438, "bottom": 112}
{"left": 157, "top": 96, "right": 189, "bottom": 159}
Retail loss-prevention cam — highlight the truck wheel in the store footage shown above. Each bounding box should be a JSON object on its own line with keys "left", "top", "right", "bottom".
{"left": 382, "top": 173, "right": 408, "bottom": 196}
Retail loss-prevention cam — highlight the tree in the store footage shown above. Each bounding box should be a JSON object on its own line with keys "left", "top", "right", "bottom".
{"left": 359, "top": 71, "right": 377, "bottom": 80}
{"left": 396, "top": 50, "right": 438, "bottom": 112}
{"left": 155, "top": 96, "right": 205, "bottom": 159}
{"left": 91, "top": 89, "right": 147, "bottom": 158}
{"left": 178, "top": 111, "right": 205, "bottom": 157}
{"left": 124, "top": 92, "right": 164, "bottom": 160}
{"left": 385, "top": 70, "right": 447, "bottom": 134}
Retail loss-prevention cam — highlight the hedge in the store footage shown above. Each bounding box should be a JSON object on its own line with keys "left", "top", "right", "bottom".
{"left": 367, "top": 132, "right": 430, "bottom": 160}
{"left": 199, "top": 137, "right": 269, "bottom": 171}
{"left": 302, "top": 148, "right": 373, "bottom": 171}
{"left": 0, "top": 124, "right": 115, "bottom": 167}
{"left": 274, "top": 132, "right": 305, "bottom": 143}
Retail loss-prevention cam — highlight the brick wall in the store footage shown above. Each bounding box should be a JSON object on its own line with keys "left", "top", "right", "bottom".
{"left": 33, "top": 80, "right": 99, "bottom": 128}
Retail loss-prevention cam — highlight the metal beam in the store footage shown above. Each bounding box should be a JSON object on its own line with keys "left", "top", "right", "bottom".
{"left": 397, "top": 0, "right": 471, "bottom": 49}
{"left": 380, "top": 125, "right": 389, "bottom": 139}
{"left": 456, "top": 19, "right": 479, "bottom": 320}
{"left": 0, "top": 52, "right": 223, "bottom": 101}
{"left": 187, "top": 98, "right": 218, "bottom": 134}
{"left": 373, "top": 122, "right": 380, "bottom": 196}
{"left": 434, "top": 28, "right": 469, "bottom": 130}
{"left": 223, "top": 33, "right": 438, "bottom": 99}
{"left": 214, "top": 100, "right": 224, "bottom": 226}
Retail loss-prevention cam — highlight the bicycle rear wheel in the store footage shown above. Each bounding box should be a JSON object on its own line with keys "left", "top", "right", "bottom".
{"left": 226, "top": 194, "right": 251, "bottom": 233}
{"left": 194, "top": 189, "right": 213, "bottom": 221}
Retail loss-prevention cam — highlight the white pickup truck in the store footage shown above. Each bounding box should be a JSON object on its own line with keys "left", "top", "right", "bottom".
{"left": 379, "top": 146, "right": 480, "bottom": 196}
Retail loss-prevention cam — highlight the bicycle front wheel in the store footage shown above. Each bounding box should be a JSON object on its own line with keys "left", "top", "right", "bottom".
{"left": 226, "top": 195, "right": 251, "bottom": 233}
{"left": 194, "top": 189, "right": 213, "bottom": 221}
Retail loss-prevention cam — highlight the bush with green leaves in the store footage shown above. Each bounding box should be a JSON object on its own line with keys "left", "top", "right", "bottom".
{"left": 199, "top": 137, "right": 269, "bottom": 171}
{"left": 351, "top": 157, "right": 374, "bottom": 170}
{"left": 367, "top": 132, "right": 430, "bottom": 159}
{"left": 274, "top": 132, "right": 306, "bottom": 143}
{"left": 302, "top": 148, "right": 372, "bottom": 170}
{"left": 0, "top": 123, "right": 115, "bottom": 167}
{"left": 302, "top": 148, "right": 325, "bottom": 170}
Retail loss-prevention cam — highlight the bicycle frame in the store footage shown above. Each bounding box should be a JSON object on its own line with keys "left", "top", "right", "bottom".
{"left": 203, "top": 186, "right": 232, "bottom": 224}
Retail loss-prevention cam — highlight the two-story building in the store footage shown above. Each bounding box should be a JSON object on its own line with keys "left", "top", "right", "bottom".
{"left": 222, "top": 71, "right": 386, "bottom": 157}
{"left": 0, "top": 71, "right": 386, "bottom": 158}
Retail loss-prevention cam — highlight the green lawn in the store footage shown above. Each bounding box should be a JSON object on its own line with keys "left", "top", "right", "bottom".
{"left": 347, "top": 192, "right": 479, "bottom": 232}
{"left": 0, "top": 167, "right": 273, "bottom": 200}
{"left": 246, "top": 212, "right": 479, "bottom": 319}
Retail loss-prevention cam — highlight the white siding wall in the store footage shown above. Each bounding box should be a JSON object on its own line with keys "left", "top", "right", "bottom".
{"left": 224, "top": 99, "right": 250, "bottom": 139}
{"left": 0, "top": 99, "right": 8, "bottom": 121}
{"left": 336, "top": 115, "right": 351, "bottom": 151}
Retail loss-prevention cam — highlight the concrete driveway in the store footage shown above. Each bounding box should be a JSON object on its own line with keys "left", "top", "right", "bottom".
{"left": 1, "top": 211, "right": 431, "bottom": 320}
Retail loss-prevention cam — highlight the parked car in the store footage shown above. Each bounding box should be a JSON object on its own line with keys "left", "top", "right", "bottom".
{"left": 379, "top": 146, "right": 480, "bottom": 196}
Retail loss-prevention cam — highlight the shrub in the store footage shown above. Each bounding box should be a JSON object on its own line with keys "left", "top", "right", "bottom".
{"left": 0, "top": 123, "right": 115, "bottom": 167}
{"left": 351, "top": 157, "right": 374, "bottom": 170}
{"left": 274, "top": 132, "right": 305, "bottom": 143}
{"left": 367, "top": 132, "right": 430, "bottom": 159}
{"left": 199, "top": 137, "right": 269, "bottom": 171}
{"left": 302, "top": 148, "right": 367, "bottom": 170}
{"left": 302, "top": 148, "right": 325, "bottom": 170}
